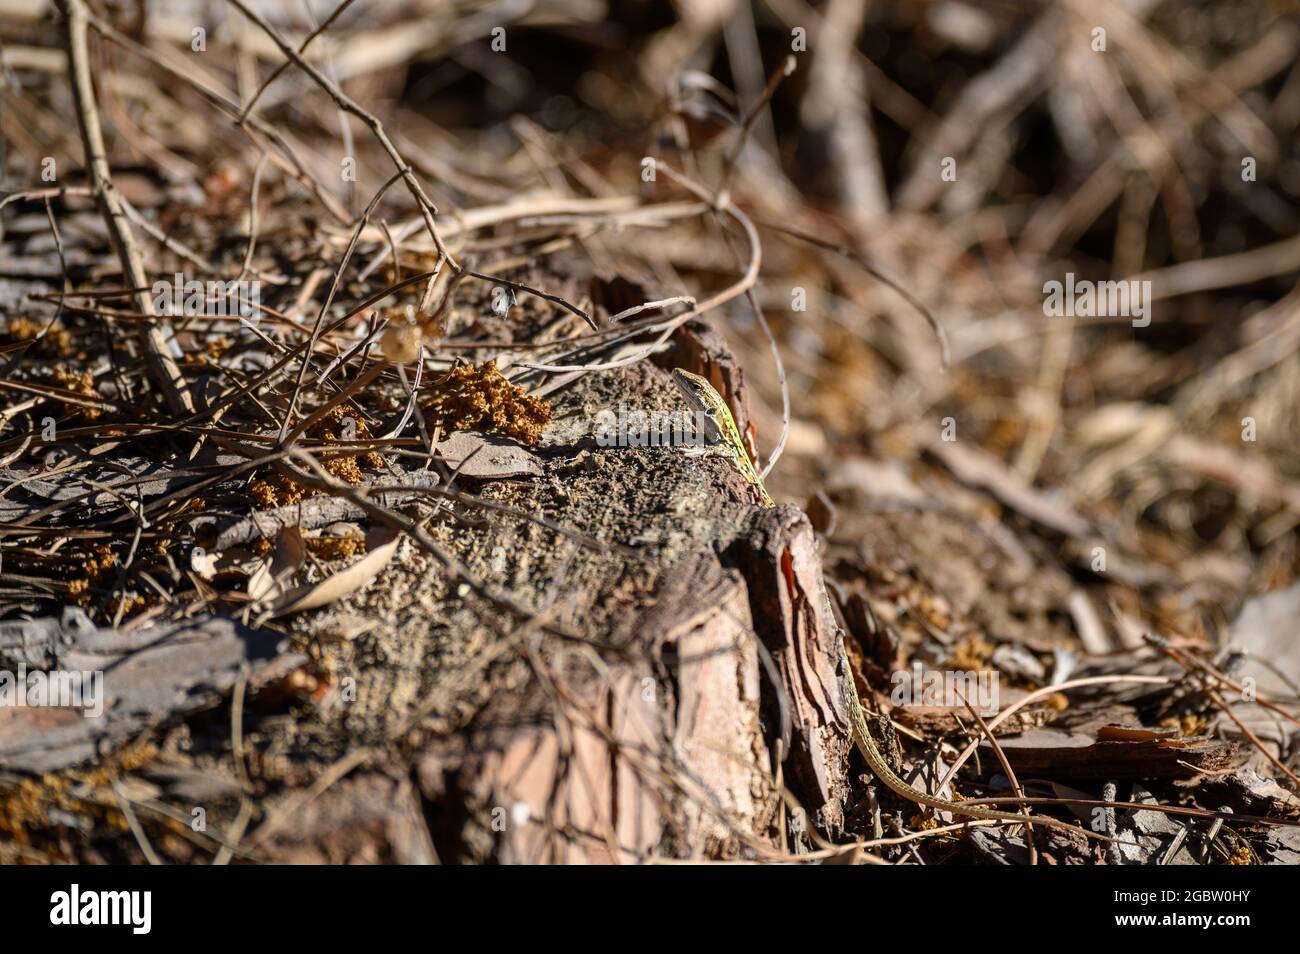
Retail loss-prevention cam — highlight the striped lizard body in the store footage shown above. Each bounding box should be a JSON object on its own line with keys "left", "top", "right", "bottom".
{"left": 670, "top": 368, "right": 774, "bottom": 506}
{"left": 670, "top": 367, "right": 1112, "bottom": 844}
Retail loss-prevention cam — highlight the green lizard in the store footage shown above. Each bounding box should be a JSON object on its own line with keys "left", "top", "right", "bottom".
{"left": 670, "top": 367, "right": 1113, "bottom": 844}
{"left": 670, "top": 368, "right": 774, "bottom": 506}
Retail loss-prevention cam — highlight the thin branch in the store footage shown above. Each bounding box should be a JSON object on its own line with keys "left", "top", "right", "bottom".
{"left": 57, "top": 0, "right": 194, "bottom": 414}
{"left": 225, "top": 0, "right": 455, "bottom": 274}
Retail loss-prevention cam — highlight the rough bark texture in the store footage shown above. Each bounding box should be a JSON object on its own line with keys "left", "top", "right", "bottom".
{"left": 0, "top": 261, "right": 857, "bottom": 862}
{"left": 264, "top": 321, "right": 858, "bottom": 863}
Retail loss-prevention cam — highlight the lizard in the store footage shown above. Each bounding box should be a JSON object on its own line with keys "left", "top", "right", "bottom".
{"left": 670, "top": 367, "right": 1114, "bottom": 844}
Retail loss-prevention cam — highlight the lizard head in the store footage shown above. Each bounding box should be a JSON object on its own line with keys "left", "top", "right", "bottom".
{"left": 670, "top": 368, "right": 723, "bottom": 444}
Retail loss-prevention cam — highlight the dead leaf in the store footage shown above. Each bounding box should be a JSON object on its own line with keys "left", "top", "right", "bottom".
{"left": 248, "top": 526, "right": 306, "bottom": 602}
{"left": 266, "top": 527, "right": 400, "bottom": 617}
{"left": 434, "top": 431, "right": 542, "bottom": 479}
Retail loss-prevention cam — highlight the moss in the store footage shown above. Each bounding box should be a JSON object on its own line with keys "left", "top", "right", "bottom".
{"left": 423, "top": 361, "right": 551, "bottom": 445}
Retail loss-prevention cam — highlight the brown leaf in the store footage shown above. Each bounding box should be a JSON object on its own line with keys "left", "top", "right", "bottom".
{"left": 248, "top": 526, "right": 306, "bottom": 602}
{"left": 265, "top": 527, "right": 400, "bottom": 617}
{"left": 434, "top": 431, "right": 542, "bottom": 479}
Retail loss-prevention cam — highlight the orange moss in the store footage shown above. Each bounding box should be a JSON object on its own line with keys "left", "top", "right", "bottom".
{"left": 0, "top": 742, "right": 159, "bottom": 855}
{"left": 4, "top": 317, "right": 75, "bottom": 357}
{"left": 423, "top": 361, "right": 551, "bottom": 445}
{"left": 307, "top": 533, "right": 366, "bottom": 559}
{"left": 51, "top": 366, "right": 101, "bottom": 421}
{"left": 250, "top": 405, "right": 385, "bottom": 508}
{"left": 948, "top": 636, "right": 995, "bottom": 672}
